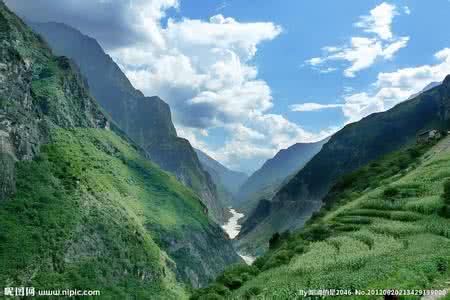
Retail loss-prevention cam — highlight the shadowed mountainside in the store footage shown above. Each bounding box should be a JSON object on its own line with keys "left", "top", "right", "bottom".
{"left": 30, "top": 21, "right": 227, "bottom": 223}
{"left": 0, "top": 4, "right": 239, "bottom": 297}
{"left": 238, "top": 77, "right": 450, "bottom": 254}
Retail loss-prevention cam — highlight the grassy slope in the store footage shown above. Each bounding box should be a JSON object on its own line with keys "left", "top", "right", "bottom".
{"left": 193, "top": 138, "right": 450, "bottom": 299}
{"left": 30, "top": 22, "right": 226, "bottom": 224}
{"left": 0, "top": 128, "right": 216, "bottom": 298}
{"left": 0, "top": 3, "right": 239, "bottom": 295}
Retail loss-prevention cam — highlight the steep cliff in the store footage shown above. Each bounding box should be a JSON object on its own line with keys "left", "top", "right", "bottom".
{"left": 30, "top": 22, "right": 226, "bottom": 223}
{"left": 236, "top": 139, "right": 328, "bottom": 212}
{"left": 195, "top": 148, "right": 248, "bottom": 206}
{"left": 0, "top": 3, "right": 239, "bottom": 296}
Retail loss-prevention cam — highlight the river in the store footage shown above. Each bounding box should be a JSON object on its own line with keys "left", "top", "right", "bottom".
{"left": 222, "top": 208, "right": 256, "bottom": 265}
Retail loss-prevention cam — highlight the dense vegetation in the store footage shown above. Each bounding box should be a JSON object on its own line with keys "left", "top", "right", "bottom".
{"left": 0, "top": 129, "right": 240, "bottom": 297}
{"left": 239, "top": 79, "right": 450, "bottom": 253}
{"left": 193, "top": 137, "right": 450, "bottom": 299}
{"left": 0, "top": 129, "right": 193, "bottom": 298}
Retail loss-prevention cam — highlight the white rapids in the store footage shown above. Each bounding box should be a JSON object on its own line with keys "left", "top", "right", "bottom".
{"left": 222, "top": 208, "right": 256, "bottom": 265}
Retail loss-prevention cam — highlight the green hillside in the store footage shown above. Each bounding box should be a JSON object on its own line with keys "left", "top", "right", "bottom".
{"left": 238, "top": 78, "right": 450, "bottom": 255}
{"left": 0, "top": 129, "right": 191, "bottom": 298}
{"left": 193, "top": 137, "right": 450, "bottom": 299}
{"left": 30, "top": 22, "right": 226, "bottom": 224}
{"left": 0, "top": 2, "right": 239, "bottom": 297}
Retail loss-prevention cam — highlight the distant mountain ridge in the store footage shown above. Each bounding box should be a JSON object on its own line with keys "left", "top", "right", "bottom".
{"left": 408, "top": 81, "right": 441, "bottom": 100}
{"left": 195, "top": 149, "right": 248, "bottom": 205}
{"left": 31, "top": 22, "right": 227, "bottom": 223}
{"left": 239, "top": 78, "right": 450, "bottom": 254}
{"left": 236, "top": 139, "right": 328, "bottom": 212}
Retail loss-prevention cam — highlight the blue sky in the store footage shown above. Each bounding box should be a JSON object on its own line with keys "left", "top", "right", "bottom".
{"left": 169, "top": 0, "right": 450, "bottom": 172}
{"left": 6, "top": 0, "right": 450, "bottom": 173}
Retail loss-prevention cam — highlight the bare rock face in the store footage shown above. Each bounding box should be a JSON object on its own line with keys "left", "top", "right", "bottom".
{"left": 0, "top": 7, "right": 108, "bottom": 201}
{"left": 0, "top": 4, "right": 241, "bottom": 293}
{"left": 31, "top": 22, "right": 227, "bottom": 223}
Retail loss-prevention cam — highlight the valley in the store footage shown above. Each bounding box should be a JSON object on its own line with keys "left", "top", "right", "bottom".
{"left": 221, "top": 207, "right": 257, "bottom": 265}
{"left": 1, "top": 1, "right": 450, "bottom": 299}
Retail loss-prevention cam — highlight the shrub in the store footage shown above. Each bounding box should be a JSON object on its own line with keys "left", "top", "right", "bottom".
{"left": 442, "top": 180, "right": 450, "bottom": 204}
{"left": 261, "top": 250, "right": 293, "bottom": 271}
{"left": 439, "top": 205, "right": 450, "bottom": 218}
{"left": 383, "top": 187, "right": 400, "bottom": 198}
{"left": 436, "top": 256, "right": 448, "bottom": 273}
{"left": 216, "top": 264, "right": 259, "bottom": 291}
{"left": 269, "top": 232, "right": 281, "bottom": 250}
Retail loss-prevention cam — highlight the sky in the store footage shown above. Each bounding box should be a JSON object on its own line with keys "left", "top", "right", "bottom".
{"left": 5, "top": 0, "right": 450, "bottom": 173}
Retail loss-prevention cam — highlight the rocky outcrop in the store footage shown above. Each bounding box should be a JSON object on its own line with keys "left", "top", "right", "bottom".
{"left": 0, "top": 10, "right": 108, "bottom": 201}
{"left": 31, "top": 22, "right": 226, "bottom": 223}
{"left": 0, "top": 2, "right": 240, "bottom": 291}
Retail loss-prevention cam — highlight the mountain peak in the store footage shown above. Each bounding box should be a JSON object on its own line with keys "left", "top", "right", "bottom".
{"left": 444, "top": 74, "right": 450, "bottom": 87}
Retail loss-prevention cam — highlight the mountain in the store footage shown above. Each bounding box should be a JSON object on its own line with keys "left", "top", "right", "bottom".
{"left": 30, "top": 22, "right": 227, "bottom": 223}
{"left": 238, "top": 77, "right": 450, "bottom": 254}
{"left": 408, "top": 81, "right": 442, "bottom": 100}
{"left": 0, "top": 3, "right": 239, "bottom": 297}
{"left": 236, "top": 139, "right": 328, "bottom": 212}
{"left": 193, "top": 134, "right": 450, "bottom": 299}
{"left": 195, "top": 149, "right": 248, "bottom": 205}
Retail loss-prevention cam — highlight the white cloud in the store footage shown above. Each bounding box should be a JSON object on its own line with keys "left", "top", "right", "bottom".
{"left": 184, "top": 114, "right": 336, "bottom": 172}
{"left": 343, "top": 48, "right": 450, "bottom": 123}
{"left": 355, "top": 2, "right": 397, "bottom": 40}
{"left": 4, "top": 0, "right": 351, "bottom": 171}
{"left": 305, "top": 2, "right": 409, "bottom": 77}
{"left": 290, "top": 102, "right": 343, "bottom": 112}
{"left": 403, "top": 6, "right": 411, "bottom": 15}
{"left": 96, "top": 4, "right": 328, "bottom": 172}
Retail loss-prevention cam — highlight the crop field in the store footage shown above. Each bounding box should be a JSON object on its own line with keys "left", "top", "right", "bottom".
{"left": 193, "top": 138, "right": 450, "bottom": 299}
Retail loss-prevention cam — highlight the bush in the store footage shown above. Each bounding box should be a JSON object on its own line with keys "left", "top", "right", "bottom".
{"left": 436, "top": 257, "right": 448, "bottom": 273}
{"left": 261, "top": 250, "right": 293, "bottom": 271}
{"left": 442, "top": 180, "right": 450, "bottom": 204}
{"left": 216, "top": 264, "right": 259, "bottom": 291}
{"left": 269, "top": 232, "right": 281, "bottom": 250}
{"left": 439, "top": 205, "right": 450, "bottom": 218}
{"left": 253, "top": 255, "right": 268, "bottom": 271}
{"left": 383, "top": 187, "right": 400, "bottom": 198}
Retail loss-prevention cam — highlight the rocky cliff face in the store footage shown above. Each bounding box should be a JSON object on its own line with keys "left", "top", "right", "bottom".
{"left": 195, "top": 148, "right": 248, "bottom": 206}
{"left": 0, "top": 11, "right": 108, "bottom": 201}
{"left": 30, "top": 22, "right": 226, "bottom": 223}
{"left": 0, "top": 3, "right": 239, "bottom": 294}
{"left": 236, "top": 139, "right": 328, "bottom": 212}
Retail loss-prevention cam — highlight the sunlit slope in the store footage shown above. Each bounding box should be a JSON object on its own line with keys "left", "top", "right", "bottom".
{"left": 193, "top": 137, "right": 450, "bottom": 299}
{"left": 0, "top": 129, "right": 239, "bottom": 297}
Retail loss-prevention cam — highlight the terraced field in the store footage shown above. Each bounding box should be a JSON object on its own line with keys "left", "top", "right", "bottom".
{"left": 193, "top": 137, "right": 450, "bottom": 299}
